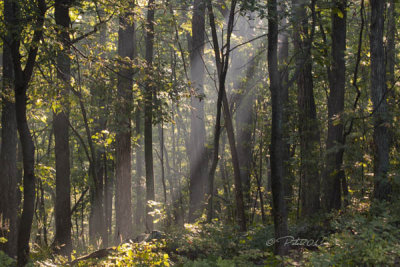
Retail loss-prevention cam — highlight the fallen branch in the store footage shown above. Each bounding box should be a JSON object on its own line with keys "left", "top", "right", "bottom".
{"left": 70, "top": 247, "right": 116, "bottom": 265}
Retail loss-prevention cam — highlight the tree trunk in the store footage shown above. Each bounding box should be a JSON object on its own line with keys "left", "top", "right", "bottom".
{"left": 370, "top": 0, "right": 391, "bottom": 201}
{"left": 158, "top": 124, "right": 167, "bottom": 203}
{"left": 236, "top": 58, "right": 257, "bottom": 210}
{"left": 278, "top": 0, "right": 293, "bottom": 204}
{"left": 387, "top": 0, "right": 395, "bottom": 98}
{"left": 53, "top": 0, "right": 72, "bottom": 256}
{"left": 268, "top": 0, "right": 289, "bottom": 255}
{"left": 188, "top": 0, "right": 208, "bottom": 223}
{"left": 145, "top": 0, "right": 156, "bottom": 232}
{"left": 293, "top": 0, "right": 320, "bottom": 217}
{"left": 206, "top": 0, "right": 246, "bottom": 231}
{"left": 323, "top": 0, "right": 347, "bottom": 211}
{"left": 387, "top": 0, "right": 396, "bottom": 145}
{"left": 135, "top": 108, "right": 145, "bottom": 233}
{"left": 7, "top": 0, "right": 46, "bottom": 265}
{"left": 80, "top": 99, "right": 104, "bottom": 245}
{"left": 95, "top": 9, "right": 110, "bottom": 246}
{"left": 104, "top": 157, "right": 113, "bottom": 244}
{"left": 0, "top": 0, "right": 18, "bottom": 258}
{"left": 115, "top": 7, "right": 134, "bottom": 241}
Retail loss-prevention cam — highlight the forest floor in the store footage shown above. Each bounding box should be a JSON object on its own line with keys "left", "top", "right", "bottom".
{"left": 2, "top": 199, "right": 400, "bottom": 266}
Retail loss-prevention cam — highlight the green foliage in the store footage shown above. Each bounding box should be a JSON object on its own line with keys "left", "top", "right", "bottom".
{"left": 183, "top": 257, "right": 243, "bottom": 267}
{"left": 165, "top": 222, "right": 278, "bottom": 266}
{"left": 111, "top": 242, "right": 170, "bottom": 267}
{"left": 301, "top": 203, "right": 400, "bottom": 266}
{"left": 0, "top": 251, "right": 14, "bottom": 267}
{"left": 74, "top": 241, "right": 170, "bottom": 267}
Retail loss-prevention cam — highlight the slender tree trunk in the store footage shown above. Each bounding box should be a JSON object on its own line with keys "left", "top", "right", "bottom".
{"left": 207, "top": 0, "right": 246, "bottom": 231}
{"left": 80, "top": 100, "right": 104, "bottom": 245}
{"left": 145, "top": 0, "right": 156, "bottom": 232}
{"left": 219, "top": 134, "right": 233, "bottom": 223}
{"left": 171, "top": 105, "right": 184, "bottom": 225}
{"left": 53, "top": 0, "right": 72, "bottom": 255}
{"left": 206, "top": 0, "right": 225, "bottom": 222}
{"left": 293, "top": 0, "right": 320, "bottom": 217}
{"left": 104, "top": 156, "right": 113, "bottom": 242}
{"left": 370, "top": 0, "right": 391, "bottom": 201}
{"left": 0, "top": 0, "right": 18, "bottom": 258}
{"left": 188, "top": 0, "right": 208, "bottom": 223}
{"left": 115, "top": 6, "right": 134, "bottom": 241}
{"left": 40, "top": 181, "right": 48, "bottom": 246}
{"left": 257, "top": 127, "right": 266, "bottom": 224}
{"left": 158, "top": 124, "right": 167, "bottom": 203}
{"left": 268, "top": 0, "right": 289, "bottom": 255}
{"left": 135, "top": 108, "right": 145, "bottom": 233}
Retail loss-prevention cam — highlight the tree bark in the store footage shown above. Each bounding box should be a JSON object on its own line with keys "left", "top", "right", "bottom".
{"left": 236, "top": 58, "right": 257, "bottom": 210}
{"left": 53, "top": 0, "right": 72, "bottom": 256}
{"left": 188, "top": 0, "right": 208, "bottom": 223}
{"left": 145, "top": 0, "right": 156, "bottom": 232}
{"left": 387, "top": 0, "right": 395, "bottom": 100}
{"left": 7, "top": 0, "right": 46, "bottom": 265}
{"left": 293, "top": 0, "right": 320, "bottom": 217}
{"left": 135, "top": 107, "right": 145, "bottom": 233}
{"left": 278, "top": 0, "right": 293, "bottom": 204}
{"left": 268, "top": 0, "right": 289, "bottom": 255}
{"left": 323, "top": 0, "right": 347, "bottom": 211}
{"left": 0, "top": 0, "right": 18, "bottom": 258}
{"left": 115, "top": 6, "right": 134, "bottom": 241}
{"left": 206, "top": 0, "right": 246, "bottom": 231}
{"left": 370, "top": 0, "right": 391, "bottom": 201}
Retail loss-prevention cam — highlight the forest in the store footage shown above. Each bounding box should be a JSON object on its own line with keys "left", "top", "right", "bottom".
{"left": 0, "top": 0, "right": 400, "bottom": 266}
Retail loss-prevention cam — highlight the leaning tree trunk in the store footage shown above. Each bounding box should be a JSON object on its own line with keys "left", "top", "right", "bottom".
{"left": 268, "top": 0, "right": 289, "bottom": 256}
{"left": 188, "top": 0, "right": 208, "bottom": 223}
{"left": 144, "top": 0, "right": 156, "bottom": 232}
{"left": 0, "top": 0, "right": 18, "bottom": 258}
{"left": 53, "top": 0, "right": 72, "bottom": 256}
{"left": 370, "top": 0, "right": 391, "bottom": 201}
{"left": 115, "top": 5, "right": 134, "bottom": 242}
{"left": 206, "top": 0, "right": 246, "bottom": 231}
